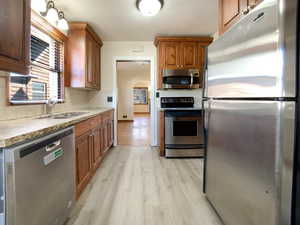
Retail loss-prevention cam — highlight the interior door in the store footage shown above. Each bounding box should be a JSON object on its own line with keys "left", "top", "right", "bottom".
{"left": 205, "top": 100, "right": 295, "bottom": 225}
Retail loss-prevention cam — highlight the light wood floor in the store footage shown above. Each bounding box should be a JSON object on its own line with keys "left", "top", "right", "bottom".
{"left": 118, "top": 114, "right": 151, "bottom": 146}
{"left": 67, "top": 146, "right": 222, "bottom": 225}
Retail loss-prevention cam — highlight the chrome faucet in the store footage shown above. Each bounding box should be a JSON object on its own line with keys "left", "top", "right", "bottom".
{"left": 46, "top": 98, "right": 58, "bottom": 115}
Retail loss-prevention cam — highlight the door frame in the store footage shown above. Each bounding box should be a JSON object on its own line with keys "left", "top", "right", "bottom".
{"left": 112, "top": 56, "right": 157, "bottom": 146}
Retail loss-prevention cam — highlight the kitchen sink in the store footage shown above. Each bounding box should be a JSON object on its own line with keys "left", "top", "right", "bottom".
{"left": 38, "top": 112, "right": 88, "bottom": 119}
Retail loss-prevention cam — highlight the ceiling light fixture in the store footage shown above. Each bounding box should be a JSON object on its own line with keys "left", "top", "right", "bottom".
{"left": 136, "top": 0, "right": 163, "bottom": 17}
{"left": 57, "top": 11, "right": 69, "bottom": 30}
{"left": 41, "top": 1, "right": 59, "bottom": 25}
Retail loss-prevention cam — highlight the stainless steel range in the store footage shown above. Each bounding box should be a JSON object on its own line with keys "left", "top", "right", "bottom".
{"left": 161, "top": 97, "right": 204, "bottom": 158}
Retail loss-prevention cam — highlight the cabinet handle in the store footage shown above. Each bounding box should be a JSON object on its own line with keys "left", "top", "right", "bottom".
{"left": 242, "top": 8, "right": 250, "bottom": 15}
{"left": 248, "top": 4, "right": 256, "bottom": 10}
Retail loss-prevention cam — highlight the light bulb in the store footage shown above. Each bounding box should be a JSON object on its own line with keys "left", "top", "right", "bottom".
{"left": 57, "top": 18, "right": 69, "bottom": 30}
{"left": 31, "top": 0, "right": 47, "bottom": 12}
{"left": 138, "top": 0, "right": 162, "bottom": 16}
{"left": 46, "top": 7, "right": 59, "bottom": 24}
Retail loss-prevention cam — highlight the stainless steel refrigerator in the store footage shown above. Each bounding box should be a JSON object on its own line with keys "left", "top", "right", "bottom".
{"left": 203, "top": 0, "right": 299, "bottom": 225}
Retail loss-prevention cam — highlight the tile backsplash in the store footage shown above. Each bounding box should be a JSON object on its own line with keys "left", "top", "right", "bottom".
{"left": 0, "top": 71, "right": 91, "bottom": 121}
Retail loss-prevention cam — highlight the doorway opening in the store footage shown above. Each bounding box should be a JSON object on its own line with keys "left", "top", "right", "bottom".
{"left": 116, "top": 60, "right": 152, "bottom": 146}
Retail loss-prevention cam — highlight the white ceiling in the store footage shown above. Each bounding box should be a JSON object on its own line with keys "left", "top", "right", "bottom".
{"left": 55, "top": 0, "right": 218, "bottom": 41}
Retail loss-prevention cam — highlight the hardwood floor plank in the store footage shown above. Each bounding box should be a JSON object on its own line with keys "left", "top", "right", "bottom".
{"left": 67, "top": 146, "right": 223, "bottom": 225}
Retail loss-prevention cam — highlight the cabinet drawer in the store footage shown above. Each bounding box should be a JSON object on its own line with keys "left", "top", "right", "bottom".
{"left": 89, "top": 116, "right": 99, "bottom": 129}
{"left": 75, "top": 119, "right": 91, "bottom": 137}
{"left": 108, "top": 110, "right": 114, "bottom": 119}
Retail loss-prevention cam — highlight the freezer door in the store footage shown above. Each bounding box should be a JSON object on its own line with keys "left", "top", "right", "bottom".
{"left": 206, "top": 0, "right": 297, "bottom": 98}
{"left": 205, "top": 100, "right": 295, "bottom": 225}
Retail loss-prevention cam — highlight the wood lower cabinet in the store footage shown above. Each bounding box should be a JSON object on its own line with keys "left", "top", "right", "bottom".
{"left": 154, "top": 37, "right": 213, "bottom": 89}
{"left": 75, "top": 110, "right": 114, "bottom": 198}
{"left": 91, "top": 126, "right": 102, "bottom": 171}
{"left": 159, "top": 111, "right": 165, "bottom": 157}
{"left": 219, "top": 0, "right": 264, "bottom": 34}
{"left": 67, "top": 22, "right": 102, "bottom": 90}
{"left": 75, "top": 132, "right": 93, "bottom": 197}
{"left": 0, "top": 0, "right": 30, "bottom": 74}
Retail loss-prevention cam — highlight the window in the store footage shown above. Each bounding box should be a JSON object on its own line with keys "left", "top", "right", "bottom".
{"left": 9, "top": 24, "right": 64, "bottom": 104}
{"left": 133, "top": 87, "right": 148, "bottom": 105}
{"left": 32, "top": 82, "right": 46, "bottom": 100}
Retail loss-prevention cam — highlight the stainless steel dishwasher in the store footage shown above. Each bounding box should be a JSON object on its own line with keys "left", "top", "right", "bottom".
{"left": 0, "top": 126, "right": 75, "bottom": 225}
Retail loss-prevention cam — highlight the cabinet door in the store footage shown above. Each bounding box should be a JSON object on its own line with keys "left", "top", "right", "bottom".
{"left": 0, "top": 0, "right": 30, "bottom": 74}
{"left": 91, "top": 127, "right": 102, "bottom": 171}
{"left": 75, "top": 132, "right": 92, "bottom": 197}
{"left": 110, "top": 119, "right": 114, "bottom": 146}
{"left": 161, "top": 42, "right": 181, "bottom": 69}
{"left": 93, "top": 43, "right": 101, "bottom": 90}
{"left": 86, "top": 33, "right": 94, "bottom": 88}
{"left": 197, "top": 45, "right": 206, "bottom": 70}
{"left": 181, "top": 42, "right": 199, "bottom": 69}
{"left": 103, "top": 120, "right": 108, "bottom": 153}
{"left": 248, "top": 0, "right": 263, "bottom": 9}
{"left": 219, "top": 0, "right": 248, "bottom": 34}
{"left": 107, "top": 119, "right": 114, "bottom": 147}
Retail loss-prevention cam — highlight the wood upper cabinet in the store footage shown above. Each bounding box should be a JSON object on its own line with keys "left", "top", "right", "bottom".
{"left": 0, "top": 0, "right": 30, "bottom": 74}
{"left": 181, "top": 42, "right": 199, "bottom": 69}
{"left": 161, "top": 42, "right": 181, "bottom": 69}
{"left": 219, "top": 0, "right": 264, "bottom": 34}
{"left": 154, "top": 37, "right": 213, "bottom": 89}
{"left": 85, "top": 33, "right": 94, "bottom": 88}
{"left": 67, "top": 22, "right": 102, "bottom": 90}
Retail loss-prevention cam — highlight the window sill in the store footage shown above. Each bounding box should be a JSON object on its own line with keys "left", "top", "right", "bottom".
{"left": 10, "top": 99, "right": 64, "bottom": 105}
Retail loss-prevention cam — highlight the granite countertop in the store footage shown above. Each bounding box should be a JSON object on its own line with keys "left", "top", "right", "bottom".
{"left": 0, "top": 108, "right": 114, "bottom": 148}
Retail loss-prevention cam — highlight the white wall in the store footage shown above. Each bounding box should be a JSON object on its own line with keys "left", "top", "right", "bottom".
{"left": 88, "top": 41, "right": 157, "bottom": 107}
{"left": 117, "top": 71, "right": 150, "bottom": 120}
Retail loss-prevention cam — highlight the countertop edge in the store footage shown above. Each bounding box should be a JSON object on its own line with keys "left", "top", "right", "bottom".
{"left": 0, "top": 108, "right": 114, "bottom": 148}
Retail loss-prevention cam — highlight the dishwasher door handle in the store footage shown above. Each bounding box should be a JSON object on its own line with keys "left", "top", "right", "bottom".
{"left": 46, "top": 140, "right": 61, "bottom": 152}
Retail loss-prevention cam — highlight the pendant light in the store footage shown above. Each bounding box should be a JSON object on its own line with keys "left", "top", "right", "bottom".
{"left": 137, "top": 0, "right": 163, "bottom": 16}
{"left": 57, "top": 11, "right": 69, "bottom": 30}
{"left": 44, "top": 1, "right": 59, "bottom": 24}
{"left": 31, "top": 0, "right": 47, "bottom": 12}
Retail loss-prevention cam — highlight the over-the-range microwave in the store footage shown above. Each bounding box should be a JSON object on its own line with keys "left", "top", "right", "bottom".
{"left": 162, "top": 69, "right": 201, "bottom": 89}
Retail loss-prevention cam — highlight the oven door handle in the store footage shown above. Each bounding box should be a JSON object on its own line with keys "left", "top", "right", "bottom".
{"left": 171, "top": 117, "right": 201, "bottom": 121}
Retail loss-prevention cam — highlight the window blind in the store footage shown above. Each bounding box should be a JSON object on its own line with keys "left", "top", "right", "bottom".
{"left": 9, "top": 26, "right": 64, "bottom": 104}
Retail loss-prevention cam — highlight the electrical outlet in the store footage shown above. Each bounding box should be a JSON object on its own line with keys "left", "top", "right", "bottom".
{"left": 107, "top": 96, "right": 113, "bottom": 102}
{"left": 123, "top": 114, "right": 127, "bottom": 119}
